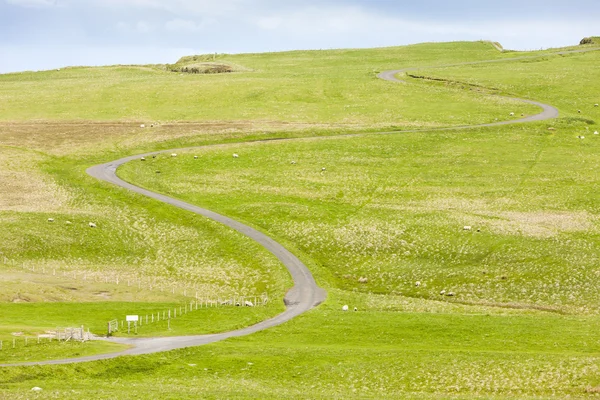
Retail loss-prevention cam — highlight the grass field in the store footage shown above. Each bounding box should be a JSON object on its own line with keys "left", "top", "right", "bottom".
{"left": 1, "top": 40, "right": 600, "bottom": 398}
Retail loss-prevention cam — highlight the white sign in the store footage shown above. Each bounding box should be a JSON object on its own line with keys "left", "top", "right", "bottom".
{"left": 126, "top": 315, "right": 139, "bottom": 322}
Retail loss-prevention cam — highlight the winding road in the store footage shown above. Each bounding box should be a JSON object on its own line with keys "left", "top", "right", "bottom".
{"left": 3, "top": 46, "right": 598, "bottom": 367}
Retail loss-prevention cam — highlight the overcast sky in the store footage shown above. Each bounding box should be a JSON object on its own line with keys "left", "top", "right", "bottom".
{"left": 0, "top": 0, "right": 598, "bottom": 73}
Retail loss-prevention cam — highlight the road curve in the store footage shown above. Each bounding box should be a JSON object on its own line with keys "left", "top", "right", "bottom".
{"left": 3, "top": 46, "right": 599, "bottom": 368}
{"left": 0, "top": 151, "right": 327, "bottom": 367}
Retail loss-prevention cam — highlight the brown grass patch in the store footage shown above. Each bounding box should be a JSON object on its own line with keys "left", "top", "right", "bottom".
{"left": 425, "top": 198, "right": 596, "bottom": 238}
{"left": 0, "top": 148, "right": 70, "bottom": 212}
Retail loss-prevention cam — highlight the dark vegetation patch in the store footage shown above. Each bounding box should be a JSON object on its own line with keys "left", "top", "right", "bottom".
{"left": 580, "top": 37, "right": 600, "bottom": 45}
{"left": 169, "top": 63, "right": 234, "bottom": 74}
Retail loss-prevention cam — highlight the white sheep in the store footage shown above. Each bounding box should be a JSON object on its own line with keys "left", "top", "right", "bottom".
{"left": 141, "top": 157, "right": 146, "bottom": 161}
{"left": 244, "top": 301, "right": 254, "bottom": 307}
{"left": 354, "top": 307, "right": 358, "bottom": 312}
{"left": 463, "top": 226, "right": 472, "bottom": 231}
{"left": 47, "top": 218, "right": 55, "bottom": 223}
{"left": 291, "top": 161, "right": 297, "bottom": 165}
{"left": 65, "top": 221, "right": 72, "bottom": 225}
{"left": 342, "top": 305, "right": 349, "bottom": 311}
{"left": 578, "top": 136, "right": 585, "bottom": 139}
{"left": 233, "top": 154, "right": 239, "bottom": 158}
{"left": 140, "top": 124, "right": 146, "bottom": 128}
{"left": 595, "top": 131, "right": 599, "bottom": 135}
{"left": 321, "top": 167, "right": 326, "bottom": 172}
{"left": 509, "top": 112, "right": 515, "bottom": 116}
{"left": 194, "top": 156, "right": 199, "bottom": 159}
{"left": 440, "top": 290, "right": 446, "bottom": 296}
{"left": 171, "top": 153, "right": 177, "bottom": 158}
{"left": 89, "top": 222, "right": 97, "bottom": 228}
{"left": 415, "top": 281, "right": 421, "bottom": 287}
{"left": 595, "top": 104, "right": 599, "bottom": 107}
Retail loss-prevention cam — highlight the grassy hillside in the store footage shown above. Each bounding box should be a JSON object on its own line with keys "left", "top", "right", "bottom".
{"left": 0, "top": 41, "right": 542, "bottom": 127}
{"left": 1, "top": 41, "right": 600, "bottom": 398}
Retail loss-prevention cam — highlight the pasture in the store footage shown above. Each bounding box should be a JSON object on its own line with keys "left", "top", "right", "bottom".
{"left": 1, "top": 40, "right": 600, "bottom": 398}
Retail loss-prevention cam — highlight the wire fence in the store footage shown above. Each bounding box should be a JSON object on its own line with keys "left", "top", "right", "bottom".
{"left": 0, "top": 326, "right": 92, "bottom": 352}
{"left": 109, "top": 293, "right": 269, "bottom": 335}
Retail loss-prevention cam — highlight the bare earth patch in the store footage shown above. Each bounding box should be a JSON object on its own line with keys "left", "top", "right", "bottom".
{"left": 0, "top": 148, "right": 70, "bottom": 212}
{"left": 424, "top": 198, "right": 596, "bottom": 237}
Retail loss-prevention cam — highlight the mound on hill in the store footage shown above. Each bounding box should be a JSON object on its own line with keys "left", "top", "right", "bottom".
{"left": 168, "top": 54, "right": 249, "bottom": 74}
{"left": 580, "top": 36, "right": 600, "bottom": 45}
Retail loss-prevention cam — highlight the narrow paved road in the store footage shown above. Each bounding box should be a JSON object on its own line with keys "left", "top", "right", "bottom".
{"left": 3, "top": 46, "right": 598, "bottom": 367}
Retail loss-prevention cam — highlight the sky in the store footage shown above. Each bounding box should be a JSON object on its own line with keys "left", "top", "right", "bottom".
{"left": 0, "top": 0, "right": 598, "bottom": 73}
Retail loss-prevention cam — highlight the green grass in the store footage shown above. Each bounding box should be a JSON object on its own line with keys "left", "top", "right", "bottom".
{"left": 119, "top": 122, "right": 600, "bottom": 314}
{"left": 2, "top": 297, "right": 600, "bottom": 398}
{"left": 0, "top": 341, "right": 127, "bottom": 366}
{"left": 0, "top": 41, "right": 542, "bottom": 126}
{"left": 408, "top": 49, "right": 600, "bottom": 120}
{"left": 2, "top": 40, "right": 600, "bottom": 398}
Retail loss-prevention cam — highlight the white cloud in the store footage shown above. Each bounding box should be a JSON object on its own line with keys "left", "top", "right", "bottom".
{"left": 165, "top": 18, "right": 211, "bottom": 33}
{"left": 135, "top": 20, "right": 153, "bottom": 33}
{"left": 5, "top": 0, "right": 251, "bottom": 15}
{"left": 5, "top": 0, "right": 58, "bottom": 7}
{"left": 115, "top": 20, "right": 155, "bottom": 34}
{"left": 249, "top": 5, "right": 597, "bottom": 50}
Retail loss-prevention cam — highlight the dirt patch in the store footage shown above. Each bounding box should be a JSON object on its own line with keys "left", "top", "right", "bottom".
{"left": 94, "top": 291, "right": 112, "bottom": 299}
{"left": 424, "top": 198, "right": 596, "bottom": 238}
{"left": 0, "top": 148, "right": 70, "bottom": 212}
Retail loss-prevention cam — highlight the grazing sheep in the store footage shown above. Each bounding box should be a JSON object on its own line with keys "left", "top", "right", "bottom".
{"left": 548, "top": 127, "right": 556, "bottom": 131}
{"left": 171, "top": 153, "right": 177, "bottom": 158}
{"left": 509, "top": 112, "right": 515, "bottom": 116}
{"left": 152, "top": 155, "right": 157, "bottom": 159}
{"left": 47, "top": 218, "right": 55, "bottom": 223}
{"left": 578, "top": 110, "right": 582, "bottom": 114}
{"left": 194, "top": 156, "right": 199, "bottom": 159}
{"left": 233, "top": 154, "right": 239, "bottom": 158}
{"left": 595, "top": 104, "right": 599, "bottom": 107}
{"left": 463, "top": 226, "right": 472, "bottom": 231}
{"left": 31, "top": 387, "right": 43, "bottom": 392}
{"left": 244, "top": 301, "right": 254, "bottom": 307}
{"left": 141, "top": 157, "right": 146, "bottom": 161}
{"left": 578, "top": 136, "right": 585, "bottom": 139}
{"left": 594, "top": 131, "right": 599, "bottom": 135}
{"left": 321, "top": 167, "right": 326, "bottom": 172}
{"left": 415, "top": 281, "right": 421, "bottom": 287}
{"left": 342, "top": 305, "right": 349, "bottom": 311}
{"left": 354, "top": 307, "right": 358, "bottom": 312}
{"left": 65, "top": 221, "right": 72, "bottom": 225}
{"left": 291, "top": 161, "right": 297, "bottom": 165}
{"left": 440, "top": 290, "right": 446, "bottom": 296}
{"left": 150, "top": 124, "right": 154, "bottom": 128}
{"left": 521, "top": 114, "right": 524, "bottom": 117}
{"left": 140, "top": 124, "right": 146, "bottom": 128}
{"left": 88, "top": 222, "right": 97, "bottom": 228}
{"left": 358, "top": 277, "right": 368, "bottom": 284}
{"left": 446, "top": 292, "right": 455, "bottom": 297}
{"left": 235, "top": 302, "right": 241, "bottom": 307}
